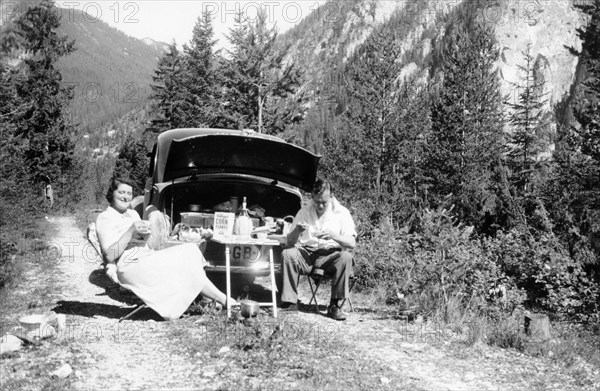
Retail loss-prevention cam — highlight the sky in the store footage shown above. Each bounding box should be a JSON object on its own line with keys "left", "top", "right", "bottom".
{"left": 55, "top": 1, "right": 326, "bottom": 48}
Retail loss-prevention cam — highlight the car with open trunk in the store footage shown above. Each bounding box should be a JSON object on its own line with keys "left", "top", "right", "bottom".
{"left": 142, "top": 128, "right": 320, "bottom": 282}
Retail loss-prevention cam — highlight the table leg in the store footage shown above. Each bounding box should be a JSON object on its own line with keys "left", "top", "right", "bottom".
{"left": 225, "top": 245, "right": 231, "bottom": 318}
{"left": 269, "top": 247, "right": 277, "bottom": 318}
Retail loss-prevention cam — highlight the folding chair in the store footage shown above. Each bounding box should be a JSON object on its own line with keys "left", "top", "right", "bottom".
{"left": 87, "top": 222, "right": 148, "bottom": 322}
{"left": 305, "top": 267, "right": 355, "bottom": 313}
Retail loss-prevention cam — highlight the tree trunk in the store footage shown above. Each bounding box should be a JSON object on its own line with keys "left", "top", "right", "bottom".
{"left": 258, "top": 95, "right": 263, "bottom": 133}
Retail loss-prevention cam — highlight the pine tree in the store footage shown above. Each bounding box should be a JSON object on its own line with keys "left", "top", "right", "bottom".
{"left": 224, "top": 10, "right": 305, "bottom": 134}
{"left": 546, "top": 0, "right": 600, "bottom": 258}
{"left": 322, "top": 26, "right": 430, "bottom": 226}
{"left": 113, "top": 135, "right": 150, "bottom": 195}
{"left": 9, "top": 0, "right": 81, "bottom": 207}
{"left": 574, "top": 0, "right": 600, "bottom": 163}
{"left": 425, "top": 15, "right": 505, "bottom": 229}
{"left": 0, "top": 62, "right": 35, "bottom": 230}
{"left": 342, "top": 28, "right": 404, "bottom": 201}
{"left": 149, "top": 42, "right": 186, "bottom": 132}
{"left": 180, "top": 12, "right": 222, "bottom": 127}
{"left": 506, "top": 43, "right": 549, "bottom": 194}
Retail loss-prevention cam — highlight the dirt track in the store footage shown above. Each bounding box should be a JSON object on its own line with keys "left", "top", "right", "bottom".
{"left": 0, "top": 216, "right": 596, "bottom": 390}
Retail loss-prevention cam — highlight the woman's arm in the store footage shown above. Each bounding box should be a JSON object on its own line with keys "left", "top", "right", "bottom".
{"left": 96, "top": 212, "right": 148, "bottom": 263}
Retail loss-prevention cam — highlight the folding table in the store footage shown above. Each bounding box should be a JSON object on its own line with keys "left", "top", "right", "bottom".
{"left": 210, "top": 236, "right": 280, "bottom": 318}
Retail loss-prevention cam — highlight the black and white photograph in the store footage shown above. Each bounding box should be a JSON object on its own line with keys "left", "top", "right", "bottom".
{"left": 1, "top": 0, "right": 599, "bottom": 389}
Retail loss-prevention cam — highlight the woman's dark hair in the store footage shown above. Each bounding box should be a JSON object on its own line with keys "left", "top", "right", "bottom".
{"left": 311, "top": 179, "right": 332, "bottom": 195}
{"left": 105, "top": 177, "right": 135, "bottom": 203}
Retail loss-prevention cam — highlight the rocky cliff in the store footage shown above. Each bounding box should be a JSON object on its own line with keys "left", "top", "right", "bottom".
{"left": 281, "top": 0, "right": 588, "bottom": 134}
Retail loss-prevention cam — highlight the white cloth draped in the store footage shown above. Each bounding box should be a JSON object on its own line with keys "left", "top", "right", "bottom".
{"left": 96, "top": 206, "right": 207, "bottom": 320}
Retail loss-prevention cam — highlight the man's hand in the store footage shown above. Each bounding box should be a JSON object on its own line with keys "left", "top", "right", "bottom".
{"left": 286, "top": 221, "right": 309, "bottom": 246}
{"left": 316, "top": 229, "right": 356, "bottom": 249}
{"left": 315, "top": 229, "right": 336, "bottom": 241}
{"left": 296, "top": 222, "right": 310, "bottom": 232}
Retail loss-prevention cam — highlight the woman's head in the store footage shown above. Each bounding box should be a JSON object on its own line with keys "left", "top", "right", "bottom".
{"left": 105, "top": 177, "right": 135, "bottom": 211}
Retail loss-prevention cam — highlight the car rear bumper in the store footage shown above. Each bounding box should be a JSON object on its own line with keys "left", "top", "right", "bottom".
{"left": 204, "top": 264, "right": 282, "bottom": 275}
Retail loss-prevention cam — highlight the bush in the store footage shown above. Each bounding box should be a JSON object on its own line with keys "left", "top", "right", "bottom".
{"left": 485, "top": 312, "right": 526, "bottom": 350}
{"left": 0, "top": 238, "right": 18, "bottom": 290}
{"left": 485, "top": 229, "right": 600, "bottom": 321}
{"left": 354, "top": 206, "right": 523, "bottom": 322}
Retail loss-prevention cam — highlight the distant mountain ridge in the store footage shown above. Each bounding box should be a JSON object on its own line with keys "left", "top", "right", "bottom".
{"left": 141, "top": 37, "right": 171, "bottom": 52}
{"left": 54, "top": 7, "right": 167, "bottom": 139}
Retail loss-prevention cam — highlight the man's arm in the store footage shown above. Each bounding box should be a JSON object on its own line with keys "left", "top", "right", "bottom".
{"left": 286, "top": 222, "right": 309, "bottom": 246}
{"left": 316, "top": 230, "right": 356, "bottom": 249}
{"left": 316, "top": 204, "right": 357, "bottom": 249}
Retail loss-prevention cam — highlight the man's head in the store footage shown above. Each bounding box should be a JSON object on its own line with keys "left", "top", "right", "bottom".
{"left": 311, "top": 179, "right": 332, "bottom": 217}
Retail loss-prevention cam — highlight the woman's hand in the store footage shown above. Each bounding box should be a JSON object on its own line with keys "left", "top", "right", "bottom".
{"left": 131, "top": 220, "right": 151, "bottom": 240}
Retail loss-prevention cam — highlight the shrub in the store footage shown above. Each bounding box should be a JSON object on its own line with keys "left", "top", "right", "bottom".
{"left": 485, "top": 312, "right": 527, "bottom": 350}
{"left": 354, "top": 206, "right": 523, "bottom": 322}
{"left": 0, "top": 238, "right": 18, "bottom": 290}
{"left": 485, "top": 229, "right": 600, "bottom": 320}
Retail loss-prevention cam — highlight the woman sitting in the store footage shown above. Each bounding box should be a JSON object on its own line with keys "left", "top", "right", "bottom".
{"left": 95, "top": 177, "right": 235, "bottom": 320}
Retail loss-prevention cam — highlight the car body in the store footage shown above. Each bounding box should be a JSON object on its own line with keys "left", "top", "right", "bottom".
{"left": 143, "top": 128, "right": 320, "bottom": 278}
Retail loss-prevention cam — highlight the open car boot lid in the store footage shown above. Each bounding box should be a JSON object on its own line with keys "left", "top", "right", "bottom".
{"left": 159, "top": 129, "right": 320, "bottom": 192}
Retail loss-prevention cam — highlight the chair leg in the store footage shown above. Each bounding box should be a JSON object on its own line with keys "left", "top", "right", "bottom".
{"left": 119, "top": 304, "right": 147, "bottom": 322}
{"left": 339, "top": 276, "right": 356, "bottom": 312}
{"left": 348, "top": 275, "right": 356, "bottom": 312}
{"left": 342, "top": 297, "right": 354, "bottom": 312}
{"left": 307, "top": 277, "right": 321, "bottom": 313}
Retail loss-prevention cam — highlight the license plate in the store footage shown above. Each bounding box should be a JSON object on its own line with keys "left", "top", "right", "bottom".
{"left": 231, "top": 245, "right": 261, "bottom": 262}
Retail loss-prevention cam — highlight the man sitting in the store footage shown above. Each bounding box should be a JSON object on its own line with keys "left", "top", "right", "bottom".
{"left": 280, "top": 179, "right": 356, "bottom": 320}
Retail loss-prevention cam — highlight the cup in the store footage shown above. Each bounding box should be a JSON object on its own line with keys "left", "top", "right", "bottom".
{"left": 137, "top": 220, "right": 151, "bottom": 233}
{"left": 275, "top": 219, "right": 284, "bottom": 234}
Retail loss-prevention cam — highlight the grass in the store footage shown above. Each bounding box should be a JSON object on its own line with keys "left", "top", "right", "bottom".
{"left": 0, "top": 222, "right": 75, "bottom": 391}
{"left": 72, "top": 204, "right": 104, "bottom": 233}
{"left": 0, "top": 218, "right": 59, "bottom": 314}
{"left": 352, "top": 272, "right": 600, "bottom": 388}
{"left": 167, "top": 313, "right": 416, "bottom": 390}
{"left": 485, "top": 314, "right": 526, "bottom": 350}
{"left": 545, "top": 321, "right": 600, "bottom": 387}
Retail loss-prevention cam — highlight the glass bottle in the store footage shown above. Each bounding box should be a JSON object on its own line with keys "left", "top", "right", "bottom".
{"left": 234, "top": 196, "right": 253, "bottom": 236}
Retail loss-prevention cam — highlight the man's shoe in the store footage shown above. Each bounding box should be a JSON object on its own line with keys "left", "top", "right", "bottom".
{"left": 327, "top": 305, "right": 347, "bottom": 321}
{"left": 280, "top": 302, "right": 298, "bottom": 313}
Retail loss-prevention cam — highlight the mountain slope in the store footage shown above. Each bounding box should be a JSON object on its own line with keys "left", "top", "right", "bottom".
{"left": 55, "top": 7, "right": 166, "bottom": 137}
{"left": 279, "top": 0, "right": 586, "bottom": 149}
